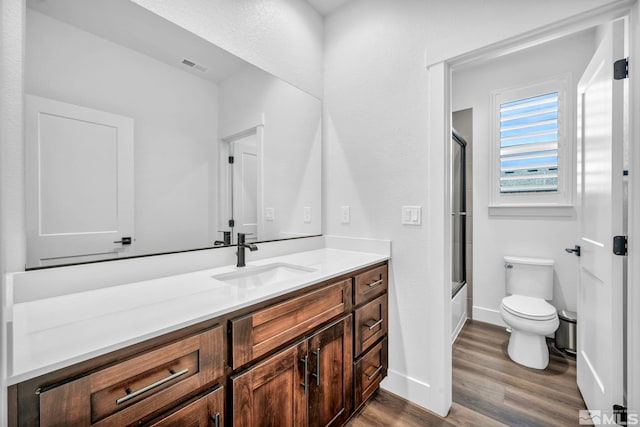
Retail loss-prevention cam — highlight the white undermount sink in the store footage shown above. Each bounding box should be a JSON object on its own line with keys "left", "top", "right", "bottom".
{"left": 212, "top": 263, "right": 317, "bottom": 288}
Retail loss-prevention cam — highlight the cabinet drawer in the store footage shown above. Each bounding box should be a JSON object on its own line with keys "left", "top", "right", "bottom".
{"left": 145, "top": 386, "right": 224, "bottom": 427}
{"left": 231, "top": 279, "right": 352, "bottom": 369}
{"left": 354, "top": 338, "right": 388, "bottom": 409}
{"left": 39, "top": 325, "right": 224, "bottom": 427}
{"left": 354, "top": 265, "right": 387, "bottom": 306}
{"left": 354, "top": 294, "right": 388, "bottom": 357}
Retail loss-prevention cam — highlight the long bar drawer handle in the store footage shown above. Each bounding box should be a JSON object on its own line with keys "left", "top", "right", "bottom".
{"left": 115, "top": 368, "right": 189, "bottom": 405}
{"left": 300, "top": 355, "right": 309, "bottom": 395}
{"left": 364, "top": 319, "right": 383, "bottom": 330}
{"left": 366, "top": 365, "right": 383, "bottom": 381}
{"left": 211, "top": 412, "right": 220, "bottom": 427}
{"left": 367, "top": 279, "right": 383, "bottom": 288}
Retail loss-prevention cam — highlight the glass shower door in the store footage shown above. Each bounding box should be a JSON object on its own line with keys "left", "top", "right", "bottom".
{"left": 452, "top": 130, "right": 466, "bottom": 297}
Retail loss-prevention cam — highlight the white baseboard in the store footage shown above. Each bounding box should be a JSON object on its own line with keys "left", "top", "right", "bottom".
{"left": 381, "top": 369, "right": 432, "bottom": 413}
{"left": 472, "top": 306, "right": 507, "bottom": 328}
{"left": 452, "top": 317, "right": 467, "bottom": 343}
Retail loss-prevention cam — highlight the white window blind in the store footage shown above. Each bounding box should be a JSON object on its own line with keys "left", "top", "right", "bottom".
{"left": 499, "top": 92, "right": 559, "bottom": 193}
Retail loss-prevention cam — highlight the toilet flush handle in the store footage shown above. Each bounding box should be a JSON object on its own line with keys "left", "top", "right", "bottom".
{"left": 504, "top": 263, "right": 513, "bottom": 269}
{"left": 565, "top": 245, "right": 581, "bottom": 256}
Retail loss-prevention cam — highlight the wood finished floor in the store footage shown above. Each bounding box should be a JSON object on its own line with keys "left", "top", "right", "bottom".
{"left": 347, "top": 319, "right": 588, "bottom": 427}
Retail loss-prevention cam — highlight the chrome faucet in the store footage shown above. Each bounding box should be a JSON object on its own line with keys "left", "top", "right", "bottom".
{"left": 236, "top": 233, "right": 258, "bottom": 267}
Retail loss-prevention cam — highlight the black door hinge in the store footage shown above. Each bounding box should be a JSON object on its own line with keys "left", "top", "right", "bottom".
{"left": 228, "top": 155, "right": 234, "bottom": 164}
{"left": 228, "top": 219, "right": 235, "bottom": 228}
{"left": 614, "top": 58, "right": 629, "bottom": 80}
{"left": 613, "top": 404, "right": 627, "bottom": 424}
{"left": 613, "top": 235, "right": 627, "bottom": 256}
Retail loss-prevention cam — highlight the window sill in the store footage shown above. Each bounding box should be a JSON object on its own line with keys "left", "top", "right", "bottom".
{"left": 488, "top": 204, "right": 575, "bottom": 217}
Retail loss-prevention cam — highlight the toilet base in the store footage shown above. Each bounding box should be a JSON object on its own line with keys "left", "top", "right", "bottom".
{"left": 507, "top": 329, "right": 549, "bottom": 369}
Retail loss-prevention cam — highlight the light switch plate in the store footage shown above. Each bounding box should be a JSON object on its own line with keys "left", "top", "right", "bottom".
{"left": 265, "top": 208, "right": 275, "bottom": 221}
{"left": 303, "top": 207, "right": 312, "bottom": 223}
{"left": 341, "top": 206, "right": 350, "bottom": 224}
{"left": 401, "top": 206, "right": 422, "bottom": 225}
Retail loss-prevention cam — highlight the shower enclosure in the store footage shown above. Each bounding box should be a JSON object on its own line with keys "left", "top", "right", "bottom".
{"left": 452, "top": 129, "right": 467, "bottom": 297}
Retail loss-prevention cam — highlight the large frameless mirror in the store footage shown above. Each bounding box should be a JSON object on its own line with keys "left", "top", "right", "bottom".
{"left": 24, "top": 0, "right": 321, "bottom": 269}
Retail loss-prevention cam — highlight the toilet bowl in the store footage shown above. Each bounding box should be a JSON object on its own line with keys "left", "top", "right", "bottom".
{"left": 500, "top": 256, "right": 559, "bottom": 369}
{"left": 500, "top": 296, "right": 559, "bottom": 369}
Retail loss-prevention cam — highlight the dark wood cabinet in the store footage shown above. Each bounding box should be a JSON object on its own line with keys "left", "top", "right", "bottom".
{"left": 10, "top": 261, "right": 389, "bottom": 427}
{"left": 231, "top": 279, "right": 352, "bottom": 369}
{"left": 145, "top": 386, "right": 224, "bottom": 427}
{"left": 232, "top": 315, "right": 352, "bottom": 427}
{"left": 307, "top": 316, "right": 353, "bottom": 427}
{"left": 38, "top": 325, "right": 224, "bottom": 427}
{"left": 353, "top": 265, "right": 387, "bottom": 306}
{"left": 352, "top": 263, "right": 389, "bottom": 413}
{"left": 354, "top": 338, "right": 388, "bottom": 409}
{"left": 231, "top": 340, "right": 307, "bottom": 427}
{"left": 354, "top": 293, "right": 388, "bottom": 357}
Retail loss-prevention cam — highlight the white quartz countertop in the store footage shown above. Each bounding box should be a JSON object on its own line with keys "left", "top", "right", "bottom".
{"left": 8, "top": 248, "right": 388, "bottom": 385}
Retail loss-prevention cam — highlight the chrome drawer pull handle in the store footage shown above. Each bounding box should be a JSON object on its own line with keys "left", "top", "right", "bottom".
{"left": 115, "top": 368, "right": 189, "bottom": 405}
{"left": 300, "top": 355, "right": 309, "bottom": 395}
{"left": 364, "top": 319, "right": 383, "bottom": 330}
{"left": 211, "top": 412, "right": 220, "bottom": 427}
{"left": 366, "top": 365, "right": 383, "bottom": 381}
{"left": 367, "top": 279, "right": 383, "bottom": 288}
{"left": 311, "top": 347, "right": 321, "bottom": 386}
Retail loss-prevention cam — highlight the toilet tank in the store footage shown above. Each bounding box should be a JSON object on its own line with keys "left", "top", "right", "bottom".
{"left": 504, "top": 256, "right": 555, "bottom": 300}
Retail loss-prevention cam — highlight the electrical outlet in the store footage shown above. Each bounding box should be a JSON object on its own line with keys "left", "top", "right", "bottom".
{"left": 265, "top": 207, "right": 275, "bottom": 221}
{"left": 303, "top": 207, "right": 312, "bottom": 223}
{"left": 341, "top": 206, "right": 350, "bottom": 224}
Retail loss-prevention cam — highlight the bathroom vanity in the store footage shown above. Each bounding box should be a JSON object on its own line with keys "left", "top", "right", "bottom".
{"left": 7, "top": 249, "right": 389, "bottom": 426}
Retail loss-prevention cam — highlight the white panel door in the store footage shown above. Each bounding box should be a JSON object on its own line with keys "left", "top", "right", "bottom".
{"left": 25, "top": 95, "right": 134, "bottom": 267}
{"left": 232, "top": 132, "right": 258, "bottom": 241}
{"left": 576, "top": 19, "right": 626, "bottom": 418}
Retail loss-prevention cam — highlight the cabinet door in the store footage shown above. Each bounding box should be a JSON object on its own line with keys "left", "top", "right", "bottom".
{"left": 307, "top": 315, "right": 353, "bottom": 427}
{"left": 354, "top": 338, "right": 388, "bottom": 410}
{"left": 232, "top": 341, "right": 307, "bottom": 427}
{"left": 39, "top": 326, "right": 224, "bottom": 427}
{"left": 231, "top": 279, "right": 351, "bottom": 369}
{"left": 353, "top": 264, "right": 387, "bottom": 307}
{"left": 147, "top": 386, "right": 224, "bottom": 427}
{"left": 354, "top": 294, "right": 388, "bottom": 357}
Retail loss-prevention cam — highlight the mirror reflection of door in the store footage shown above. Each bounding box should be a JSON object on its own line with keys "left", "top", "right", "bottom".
{"left": 25, "top": 95, "right": 134, "bottom": 267}
{"left": 229, "top": 131, "right": 259, "bottom": 243}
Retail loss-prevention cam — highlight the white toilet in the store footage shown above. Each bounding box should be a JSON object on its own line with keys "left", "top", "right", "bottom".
{"left": 499, "top": 256, "right": 559, "bottom": 369}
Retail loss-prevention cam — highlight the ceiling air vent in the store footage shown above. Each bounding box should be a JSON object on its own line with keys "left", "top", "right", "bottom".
{"left": 181, "top": 58, "right": 208, "bottom": 73}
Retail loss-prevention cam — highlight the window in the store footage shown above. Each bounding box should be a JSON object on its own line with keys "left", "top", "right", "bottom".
{"left": 490, "top": 76, "right": 573, "bottom": 215}
{"left": 499, "top": 92, "right": 558, "bottom": 193}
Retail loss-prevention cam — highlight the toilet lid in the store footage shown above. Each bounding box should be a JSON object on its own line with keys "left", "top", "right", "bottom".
{"left": 501, "top": 295, "right": 557, "bottom": 320}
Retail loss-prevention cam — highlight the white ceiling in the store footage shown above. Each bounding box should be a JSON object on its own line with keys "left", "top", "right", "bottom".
{"left": 306, "top": 0, "right": 352, "bottom": 16}
{"left": 26, "top": 0, "right": 248, "bottom": 84}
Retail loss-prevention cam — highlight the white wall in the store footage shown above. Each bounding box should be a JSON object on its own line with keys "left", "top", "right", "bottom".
{"left": 324, "top": 0, "right": 621, "bottom": 415}
{"left": 452, "top": 30, "right": 598, "bottom": 325}
{"left": 1, "top": 1, "right": 324, "bottom": 421}
{"left": 130, "top": 0, "right": 323, "bottom": 98}
{"left": 26, "top": 10, "right": 219, "bottom": 256}
{"left": 1, "top": 0, "right": 25, "bottom": 421}
{"left": 218, "top": 65, "right": 322, "bottom": 241}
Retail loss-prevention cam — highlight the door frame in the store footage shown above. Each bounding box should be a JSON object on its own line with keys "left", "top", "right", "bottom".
{"left": 427, "top": 0, "right": 640, "bottom": 416}
{"left": 219, "top": 126, "right": 265, "bottom": 243}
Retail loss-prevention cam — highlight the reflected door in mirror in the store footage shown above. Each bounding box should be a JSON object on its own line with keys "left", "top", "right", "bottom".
{"left": 25, "top": 95, "right": 134, "bottom": 267}
{"left": 231, "top": 132, "right": 259, "bottom": 242}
